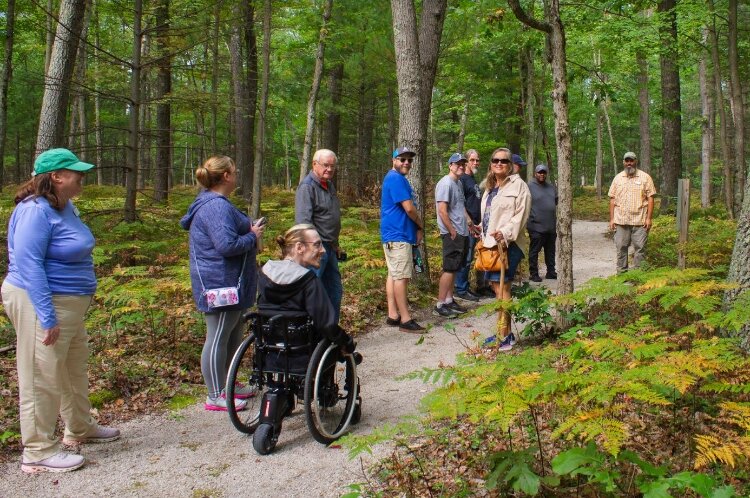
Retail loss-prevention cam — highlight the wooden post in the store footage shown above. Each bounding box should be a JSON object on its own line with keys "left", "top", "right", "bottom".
{"left": 676, "top": 179, "right": 690, "bottom": 269}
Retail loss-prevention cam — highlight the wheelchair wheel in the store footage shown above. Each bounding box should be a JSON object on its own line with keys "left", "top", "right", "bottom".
{"left": 303, "top": 340, "right": 358, "bottom": 444}
{"left": 252, "top": 423, "right": 277, "bottom": 455}
{"left": 226, "top": 334, "right": 266, "bottom": 434}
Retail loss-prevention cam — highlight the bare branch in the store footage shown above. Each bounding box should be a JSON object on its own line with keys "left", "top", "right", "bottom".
{"left": 507, "top": 0, "right": 551, "bottom": 34}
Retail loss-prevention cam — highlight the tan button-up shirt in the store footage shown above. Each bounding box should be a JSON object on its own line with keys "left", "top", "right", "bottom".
{"left": 480, "top": 174, "right": 532, "bottom": 253}
{"left": 608, "top": 169, "right": 656, "bottom": 226}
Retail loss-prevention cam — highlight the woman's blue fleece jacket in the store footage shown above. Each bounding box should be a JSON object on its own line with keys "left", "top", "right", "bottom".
{"left": 180, "top": 190, "right": 258, "bottom": 312}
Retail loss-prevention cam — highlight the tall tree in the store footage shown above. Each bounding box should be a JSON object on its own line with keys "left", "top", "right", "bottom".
{"left": 657, "top": 0, "right": 682, "bottom": 214}
{"left": 154, "top": 0, "right": 172, "bottom": 203}
{"left": 36, "top": 0, "right": 88, "bottom": 153}
{"left": 636, "top": 50, "right": 651, "bottom": 174}
{"left": 390, "top": 0, "right": 448, "bottom": 251}
{"left": 699, "top": 28, "right": 713, "bottom": 208}
{"left": 299, "top": 0, "right": 334, "bottom": 183}
{"left": 726, "top": 175, "right": 750, "bottom": 349}
{"left": 124, "top": 0, "right": 142, "bottom": 222}
{"left": 252, "top": 0, "right": 271, "bottom": 218}
{"left": 0, "top": 0, "right": 16, "bottom": 190}
{"left": 727, "top": 0, "right": 745, "bottom": 213}
{"left": 322, "top": 63, "right": 344, "bottom": 154}
{"left": 508, "top": 0, "right": 574, "bottom": 295}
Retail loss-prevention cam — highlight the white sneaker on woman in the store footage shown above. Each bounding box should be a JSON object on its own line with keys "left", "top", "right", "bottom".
{"left": 21, "top": 451, "right": 85, "bottom": 473}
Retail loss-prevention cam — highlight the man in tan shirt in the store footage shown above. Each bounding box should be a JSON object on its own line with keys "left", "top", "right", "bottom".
{"left": 608, "top": 151, "right": 656, "bottom": 273}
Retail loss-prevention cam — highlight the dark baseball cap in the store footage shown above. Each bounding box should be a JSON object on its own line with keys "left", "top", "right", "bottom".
{"left": 512, "top": 154, "right": 527, "bottom": 167}
{"left": 393, "top": 146, "right": 416, "bottom": 158}
{"left": 448, "top": 152, "right": 467, "bottom": 164}
{"left": 33, "top": 148, "right": 95, "bottom": 177}
{"left": 535, "top": 164, "right": 549, "bottom": 173}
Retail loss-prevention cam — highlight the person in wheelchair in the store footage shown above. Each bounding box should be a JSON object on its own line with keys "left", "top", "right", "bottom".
{"left": 258, "top": 223, "right": 359, "bottom": 360}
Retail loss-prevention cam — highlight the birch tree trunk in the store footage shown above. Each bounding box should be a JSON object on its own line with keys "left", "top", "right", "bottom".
{"left": 36, "top": 0, "right": 88, "bottom": 154}
{"left": 299, "top": 0, "right": 333, "bottom": 183}
{"left": 727, "top": 0, "right": 745, "bottom": 213}
{"left": 699, "top": 28, "right": 713, "bottom": 208}
{"left": 154, "top": 0, "right": 171, "bottom": 203}
{"left": 251, "top": 0, "right": 271, "bottom": 219}
{"left": 0, "top": 0, "right": 16, "bottom": 190}
{"left": 596, "top": 112, "right": 603, "bottom": 199}
{"left": 124, "top": 0, "right": 142, "bottom": 222}
{"left": 637, "top": 50, "right": 652, "bottom": 174}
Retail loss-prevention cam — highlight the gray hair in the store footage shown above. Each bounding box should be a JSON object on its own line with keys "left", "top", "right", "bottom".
{"left": 313, "top": 149, "right": 337, "bottom": 163}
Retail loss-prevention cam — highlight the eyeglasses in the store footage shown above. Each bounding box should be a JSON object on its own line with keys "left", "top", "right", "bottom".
{"left": 491, "top": 158, "right": 511, "bottom": 165}
{"left": 316, "top": 162, "right": 336, "bottom": 170}
{"left": 301, "top": 240, "right": 323, "bottom": 249}
{"left": 397, "top": 157, "right": 414, "bottom": 164}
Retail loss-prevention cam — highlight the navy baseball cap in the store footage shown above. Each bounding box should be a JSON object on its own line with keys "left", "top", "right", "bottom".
{"left": 512, "top": 154, "right": 527, "bottom": 167}
{"left": 393, "top": 146, "right": 416, "bottom": 158}
{"left": 448, "top": 152, "right": 467, "bottom": 164}
{"left": 535, "top": 164, "right": 549, "bottom": 173}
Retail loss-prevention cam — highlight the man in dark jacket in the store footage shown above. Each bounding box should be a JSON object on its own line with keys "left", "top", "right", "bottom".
{"left": 454, "top": 149, "right": 484, "bottom": 301}
{"left": 295, "top": 149, "right": 343, "bottom": 323}
{"left": 526, "top": 164, "right": 558, "bottom": 282}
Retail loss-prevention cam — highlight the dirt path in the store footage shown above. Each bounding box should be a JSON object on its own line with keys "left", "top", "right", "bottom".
{"left": 0, "top": 221, "right": 614, "bottom": 498}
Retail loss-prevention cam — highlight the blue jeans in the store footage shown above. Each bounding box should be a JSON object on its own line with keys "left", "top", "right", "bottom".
{"left": 454, "top": 235, "right": 477, "bottom": 293}
{"left": 314, "top": 242, "right": 343, "bottom": 324}
{"left": 485, "top": 243, "right": 524, "bottom": 283}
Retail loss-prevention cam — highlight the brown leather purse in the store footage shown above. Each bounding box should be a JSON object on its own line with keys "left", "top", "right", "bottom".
{"left": 474, "top": 240, "right": 508, "bottom": 272}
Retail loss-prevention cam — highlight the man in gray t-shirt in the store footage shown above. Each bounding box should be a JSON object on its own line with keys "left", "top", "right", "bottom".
{"left": 434, "top": 153, "right": 470, "bottom": 318}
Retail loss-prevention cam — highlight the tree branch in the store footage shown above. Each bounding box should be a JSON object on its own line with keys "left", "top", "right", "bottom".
{"left": 507, "top": 0, "right": 551, "bottom": 34}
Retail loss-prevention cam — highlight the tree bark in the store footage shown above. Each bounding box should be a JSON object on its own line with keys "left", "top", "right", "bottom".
{"left": 707, "top": 0, "right": 733, "bottom": 216}
{"left": 727, "top": 0, "right": 745, "bottom": 213}
{"left": 699, "top": 28, "right": 713, "bottom": 208}
{"left": 243, "top": 0, "right": 258, "bottom": 202}
{"left": 36, "top": 0, "right": 88, "bottom": 154}
{"left": 252, "top": 0, "right": 271, "bottom": 219}
{"left": 44, "top": 0, "right": 54, "bottom": 73}
{"left": 636, "top": 50, "right": 652, "bottom": 174}
{"left": 726, "top": 175, "right": 750, "bottom": 348}
{"left": 508, "top": 0, "right": 573, "bottom": 296}
{"left": 322, "top": 62, "right": 344, "bottom": 154}
{"left": 522, "top": 43, "right": 535, "bottom": 182}
{"left": 93, "top": 0, "right": 103, "bottom": 185}
{"left": 124, "top": 0, "right": 142, "bottom": 222}
{"left": 456, "top": 96, "right": 469, "bottom": 153}
{"left": 657, "top": 0, "right": 682, "bottom": 214}
{"left": 300, "top": 0, "right": 333, "bottom": 184}
{"left": 0, "top": 0, "right": 16, "bottom": 190}
{"left": 596, "top": 111, "right": 603, "bottom": 199}
{"left": 210, "top": 0, "right": 220, "bottom": 152}
{"left": 154, "top": 0, "right": 172, "bottom": 203}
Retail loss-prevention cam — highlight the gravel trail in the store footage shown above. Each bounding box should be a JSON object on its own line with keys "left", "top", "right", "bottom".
{"left": 0, "top": 221, "right": 615, "bottom": 497}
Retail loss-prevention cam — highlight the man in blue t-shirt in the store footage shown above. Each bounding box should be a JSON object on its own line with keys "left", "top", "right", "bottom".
{"left": 380, "top": 147, "right": 425, "bottom": 333}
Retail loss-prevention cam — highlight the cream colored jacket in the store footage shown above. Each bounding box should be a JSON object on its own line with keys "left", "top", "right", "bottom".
{"left": 480, "top": 174, "right": 532, "bottom": 253}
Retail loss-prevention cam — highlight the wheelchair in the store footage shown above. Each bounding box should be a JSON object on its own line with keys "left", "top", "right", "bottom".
{"left": 225, "top": 310, "right": 361, "bottom": 455}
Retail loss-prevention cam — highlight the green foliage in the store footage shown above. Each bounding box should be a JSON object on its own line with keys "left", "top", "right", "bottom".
{"left": 356, "top": 268, "right": 749, "bottom": 496}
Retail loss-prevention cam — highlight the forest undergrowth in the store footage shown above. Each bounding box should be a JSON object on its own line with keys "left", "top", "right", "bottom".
{"left": 341, "top": 197, "right": 748, "bottom": 497}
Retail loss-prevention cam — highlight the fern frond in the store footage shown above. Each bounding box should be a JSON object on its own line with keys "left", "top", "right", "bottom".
{"left": 552, "top": 407, "right": 630, "bottom": 456}
{"left": 694, "top": 434, "right": 750, "bottom": 469}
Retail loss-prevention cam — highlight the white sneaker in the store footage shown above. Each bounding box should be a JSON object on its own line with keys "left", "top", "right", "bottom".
{"left": 232, "top": 382, "right": 257, "bottom": 399}
{"left": 63, "top": 425, "right": 120, "bottom": 445}
{"left": 205, "top": 395, "right": 248, "bottom": 412}
{"left": 21, "top": 451, "right": 85, "bottom": 473}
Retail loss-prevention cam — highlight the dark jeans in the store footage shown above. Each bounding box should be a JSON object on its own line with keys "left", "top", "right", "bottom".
{"left": 314, "top": 242, "right": 343, "bottom": 324}
{"left": 454, "top": 235, "right": 478, "bottom": 293}
{"left": 528, "top": 230, "right": 556, "bottom": 277}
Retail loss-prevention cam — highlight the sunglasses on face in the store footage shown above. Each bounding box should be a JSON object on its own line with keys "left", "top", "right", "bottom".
{"left": 397, "top": 157, "right": 414, "bottom": 164}
{"left": 491, "top": 158, "right": 511, "bottom": 165}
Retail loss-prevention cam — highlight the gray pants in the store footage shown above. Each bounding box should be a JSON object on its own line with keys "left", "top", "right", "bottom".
{"left": 614, "top": 224, "right": 648, "bottom": 273}
{"left": 202, "top": 310, "right": 245, "bottom": 398}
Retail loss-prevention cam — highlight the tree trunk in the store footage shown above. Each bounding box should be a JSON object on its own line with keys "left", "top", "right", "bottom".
{"left": 322, "top": 62, "right": 344, "bottom": 154}
{"left": 300, "top": 0, "right": 333, "bottom": 184}
{"left": 93, "top": 0, "right": 103, "bottom": 185}
{"left": 36, "top": 0, "right": 88, "bottom": 154}
{"left": 154, "top": 0, "right": 171, "bottom": 203}
{"left": 637, "top": 50, "right": 652, "bottom": 174}
{"left": 391, "top": 0, "right": 448, "bottom": 283}
{"left": 725, "top": 176, "right": 750, "bottom": 348}
{"left": 0, "top": 0, "right": 16, "bottom": 191}
{"left": 657, "top": 0, "right": 682, "bottom": 215}
{"left": 596, "top": 111, "right": 603, "bottom": 199}
{"left": 243, "top": 0, "right": 258, "bottom": 202}
{"left": 252, "top": 0, "right": 271, "bottom": 219}
{"left": 508, "top": 0, "right": 573, "bottom": 297}
{"left": 708, "top": 0, "right": 733, "bottom": 216}
{"left": 727, "top": 0, "right": 745, "bottom": 214}
{"left": 456, "top": 96, "right": 469, "bottom": 153}
{"left": 124, "top": 0, "right": 142, "bottom": 222}
{"left": 699, "top": 28, "right": 713, "bottom": 208}
{"left": 210, "top": 0, "right": 220, "bottom": 152}
{"left": 523, "top": 43, "right": 535, "bottom": 182}
{"left": 44, "top": 0, "right": 54, "bottom": 73}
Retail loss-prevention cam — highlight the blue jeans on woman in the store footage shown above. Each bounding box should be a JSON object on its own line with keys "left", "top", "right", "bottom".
{"left": 314, "top": 242, "right": 343, "bottom": 324}
{"left": 454, "top": 235, "right": 477, "bottom": 294}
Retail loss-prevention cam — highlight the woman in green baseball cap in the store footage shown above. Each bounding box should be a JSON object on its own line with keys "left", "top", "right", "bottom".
{"left": 1, "top": 148, "right": 119, "bottom": 473}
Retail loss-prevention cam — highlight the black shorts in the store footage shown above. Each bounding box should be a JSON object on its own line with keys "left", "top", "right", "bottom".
{"left": 441, "top": 234, "right": 468, "bottom": 272}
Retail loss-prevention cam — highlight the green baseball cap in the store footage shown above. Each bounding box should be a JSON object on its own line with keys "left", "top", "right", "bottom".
{"left": 33, "top": 148, "right": 95, "bottom": 176}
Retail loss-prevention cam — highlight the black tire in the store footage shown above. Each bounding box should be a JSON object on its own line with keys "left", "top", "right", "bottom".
{"left": 252, "top": 423, "right": 276, "bottom": 455}
{"left": 303, "top": 340, "right": 358, "bottom": 444}
{"left": 226, "top": 334, "right": 265, "bottom": 434}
